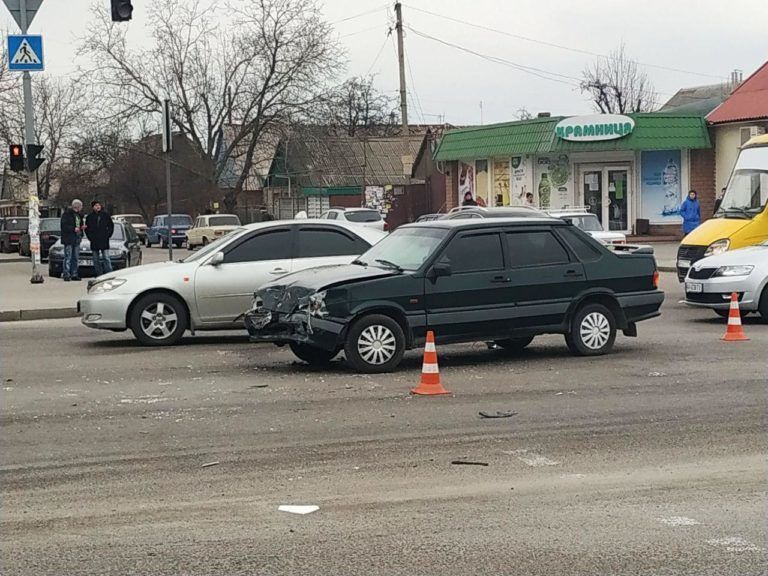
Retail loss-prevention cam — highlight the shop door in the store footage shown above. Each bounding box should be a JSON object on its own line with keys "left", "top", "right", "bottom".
{"left": 580, "top": 166, "right": 631, "bottom": 232}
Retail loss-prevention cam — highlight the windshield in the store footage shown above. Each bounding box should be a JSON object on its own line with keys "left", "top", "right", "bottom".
{"left": 40, "top": 219, "right": 60, "bottom": 232}
{"left": 345, "top": 210, "right": 382, "bottom": 223}
{"left": 356, "top": 227, "right": 447, "bottom": 271}
{"left": 208, "top": 215, "right": 240, "bottom": 227}
{"left": 565, "top": 215, "right": 603, "bottom": 232}
{"left": 182, "top": 227, "right": 247, "bottom": 262}
{"left": 719, "top": 170, "right": 768, "bottom": 218}
{"left": 5, "top": 218, "right": 29, "bottom": 231}
{"left": 121, "top": 215, "right": 145, "bottom": 225}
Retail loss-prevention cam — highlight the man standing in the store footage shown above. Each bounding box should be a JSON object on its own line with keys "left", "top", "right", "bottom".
{"left": 680, "top": 189, "right": 701, "bottom": 235}
{"left": 60, "top": 199, "right": 85, "bottom": 281}
{"left": 85, "top": 200, "right": 114, "bottom": 277}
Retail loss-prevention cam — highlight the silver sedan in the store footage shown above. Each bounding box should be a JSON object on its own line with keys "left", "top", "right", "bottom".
{"left": 683, "top": 240, "right": 768, "bottom": 319}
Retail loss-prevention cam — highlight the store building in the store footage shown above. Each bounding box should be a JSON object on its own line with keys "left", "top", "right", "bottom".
{"left": 434, "top": 113, "right": 712, "bottom": 236}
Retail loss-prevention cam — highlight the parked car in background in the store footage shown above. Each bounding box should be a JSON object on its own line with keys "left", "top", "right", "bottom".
{"left": 49, "top": 221, "right": 142, "bottom": 278}
{"left": 440, "top": 206, "right": 544, "bottom": 220}
{"left": 145, "top": 214, "right": 193, "bottom": 248}
{"left": 547, "top": 208, "right": 627, "bottom": 245}
{"left": 415, "top": 213, "right": 442, "bottom": 222}
{"left": 683, "top": 239, "right": 768, "bottom": 320}
{"left": 320, "top": 207, "right": 388, "bottom": 231}
{"left": 113, "top": 214, "right": 148, "bottom": 244}
{"left": 186, "top": 214, "right": 241, "bottom": 249}
{"left": 18, "top": 217, "right": 60, "bottom": 260}
{"left": 245, "top": 218, "right": 663, "bottom": 373}
{"left": 0, "top": 217, "right": 29, "bottom": 253}
{"left": 78, "top": 221, "right": 387, "bottom": 345}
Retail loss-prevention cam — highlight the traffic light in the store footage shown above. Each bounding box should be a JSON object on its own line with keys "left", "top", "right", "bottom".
{"left": 26, "top": 144, "right": 45, "bottom": 172}
{"left": 9, "top": 144, "right": 24, "bottom": 172}
{"left": 110, "top": 0, "right": 133, "bottom": 21}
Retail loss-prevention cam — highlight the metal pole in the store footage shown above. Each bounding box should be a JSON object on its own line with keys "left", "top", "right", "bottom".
{"left": 164, "top": 99, "right": 173, "bottom": 261}
{"left": 19, "top": 0, "right": 43, "bottom": 283}
{"left": 394, "top": 2, "right": 411, "bottom": 185}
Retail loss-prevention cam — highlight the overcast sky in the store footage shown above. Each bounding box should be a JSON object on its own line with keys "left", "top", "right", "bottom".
{"left": 3, "top": 0, "right": 766, "bottom": 125}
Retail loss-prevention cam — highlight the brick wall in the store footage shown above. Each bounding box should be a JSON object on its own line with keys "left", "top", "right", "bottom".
{"left": 444, "top": 161, "right": 458, "bottom": 212}
{"left": 690, "top": 145, "right": 717, "bottom": 219}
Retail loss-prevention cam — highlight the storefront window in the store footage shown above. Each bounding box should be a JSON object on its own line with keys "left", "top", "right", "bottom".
{"left": 492, "top": 158, "right": 510, "bottom": 207}
{"left": 475, "top": 159, "right": 489, "bottom": 207}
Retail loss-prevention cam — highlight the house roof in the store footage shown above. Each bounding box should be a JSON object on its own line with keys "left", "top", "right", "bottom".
{"left": 707, "top": 61, "right": 768, "bottom": 124}
{"left": 434, "top": 114, "right": 711, "bottom": 161}
{"left": 658, "top": 82, "right": 732, "bottom": 116}
{"left": 217, "top": 125, "right": 281, "bottom": 190}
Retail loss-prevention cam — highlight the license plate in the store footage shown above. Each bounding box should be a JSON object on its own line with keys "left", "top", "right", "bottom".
{"left": 686, "top": 282, "right": 703, "bottom": 293}
{"left": 81, "top": 259, "right": 93, "bottom": 266}
{"left": 677, "top": 259, "right": 690, "bottom": 268}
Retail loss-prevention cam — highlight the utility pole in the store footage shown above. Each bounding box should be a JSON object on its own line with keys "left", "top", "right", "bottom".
{"left": 394, "top": 2, "right": 411, "bottom": 181}
{"left": 162, "top": 99, "right": 173, "bottom": 261}
{"left": 19, "top": 0, "right": 43, "bottom": 283}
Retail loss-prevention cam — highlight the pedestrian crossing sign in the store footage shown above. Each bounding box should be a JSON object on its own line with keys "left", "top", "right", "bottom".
{"left": 7, "top": 35, "right": 44, "bottom": 71}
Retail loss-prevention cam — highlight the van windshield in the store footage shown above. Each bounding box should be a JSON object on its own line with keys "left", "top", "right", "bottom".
{"left": 718, "top": 169, "right": 768, "bottom": 218}
{"left": 354, "top": 227, "right": 447, "bottom": 271}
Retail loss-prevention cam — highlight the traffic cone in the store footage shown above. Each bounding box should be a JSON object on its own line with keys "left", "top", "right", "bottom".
{"left": 411, "top": 331, "right": 450, "bottom": 396}
{"left": 722, "top": 292, "right": 749, "bottom": 341}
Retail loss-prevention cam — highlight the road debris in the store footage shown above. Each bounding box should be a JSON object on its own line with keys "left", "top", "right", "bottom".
{"left": 657, "top": 516, "right": 700, "bottom": 527}
{"left": 278, "top": 505, "right": 319, "bottom": 515}
{"left": 648, "top": 371, "right": 668, "bottom": 377}
{"left": 201, "top": 461, "right": 220, "bottom": 468}
{"left": 248, "top": 384, "right": 269, "bottom": 389}
{"left": 479, "top": 410, "right": 517, "bottom": 419}
{"left": 451, "top": 460, "right": 489, "bottom": 466}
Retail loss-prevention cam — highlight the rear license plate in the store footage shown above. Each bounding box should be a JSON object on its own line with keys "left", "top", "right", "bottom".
{"left": 81, "top": 259, "right": 93, "bottom": 266}
{"left": 686, "top": 282, "right": 703, "bottom": 293}
{"left": 677, "top": 259, "right": 690, "bottom": 269}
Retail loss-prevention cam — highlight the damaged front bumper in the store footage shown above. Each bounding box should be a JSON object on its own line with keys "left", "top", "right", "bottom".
{"left": 244, "top": 307, "right": 344, "bottom": 352}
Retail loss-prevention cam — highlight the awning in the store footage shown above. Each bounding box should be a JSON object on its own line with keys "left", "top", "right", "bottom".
{"left": 301, "top": 186, "right": 361, "bottom": 197}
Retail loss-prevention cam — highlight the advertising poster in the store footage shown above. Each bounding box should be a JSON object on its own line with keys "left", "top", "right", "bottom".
{"left": 641, "top": 150, "right": 682, "bottom": 223}
{"left": 492, "top": 158, "right": 510, "bottom": 206}
{"left": 510, "top": 155, "right": 530, "bottom": 207}
{"left": 458, "top": 161, "right": 475, "bottom": 204}
{"left": 364, "top": 185, "right": 389, "bottom": 214}
{"left": 475, "top": 159, "right": 489, "bottom": 206}
{"left": 535, "top": 155, "right": 571, "bottom": 209}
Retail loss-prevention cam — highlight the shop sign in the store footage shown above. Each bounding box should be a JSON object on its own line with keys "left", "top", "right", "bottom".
{"left": 555, "top": 114, "right": 635, "bottom": 142}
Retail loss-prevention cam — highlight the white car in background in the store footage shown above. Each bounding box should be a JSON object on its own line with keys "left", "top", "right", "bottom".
{"left": 78, "top": 221, "right": 387, "bottom": 345}
{"left": 319, "top": 207, "right": 388, "bottom": 231}
{"left": 548, "top": 209, "right": 626, "bottom": 245}
{"left": 186, "top": 214, "right": 241, "bottom": 249}
{"left": 683, "top": 240, "right": 768, "bottom": 319}
{"left": 113, "top": 214, "right": 148, "bottom": 243}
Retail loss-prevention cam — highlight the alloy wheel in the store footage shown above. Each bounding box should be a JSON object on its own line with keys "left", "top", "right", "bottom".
{"left": 139, "top": 301, "right": 179, "bottom": 340}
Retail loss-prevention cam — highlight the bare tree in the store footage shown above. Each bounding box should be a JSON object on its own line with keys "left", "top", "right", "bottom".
{"left": 580, "top": 44, "right": 657, "bottom": 114}
{"left": 514, "top": 107, "right": 533, "bottom": 121}
{"left": 80, "top": 0, "right": 343, "bottom": 211}
{"left": 324, "top": 76, "right": 399, "bottom": 136}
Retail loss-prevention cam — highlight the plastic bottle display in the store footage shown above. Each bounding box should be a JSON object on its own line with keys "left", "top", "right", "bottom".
{"left": 538, "top": 173, "right": 551, "bottom": 208}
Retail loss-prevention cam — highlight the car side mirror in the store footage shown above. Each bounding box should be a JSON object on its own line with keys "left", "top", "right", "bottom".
{"left": 428, "top": 262, "right": 452, "bottom": 281}
{"left": 209, "top": 251, "right": 225, "bottom": 266}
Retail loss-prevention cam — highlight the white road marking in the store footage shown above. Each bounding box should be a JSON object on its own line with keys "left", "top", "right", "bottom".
{"left": 706, "top": 537, "right": 764, "bottom": 553}
{"left": 120, "top": 397, "right": 169, "bottom": 404}
{"left": 657, "top": 516, "right": 700, "bottom": 527}
{"left": 504, "top": 449, "right": 560, "bottom": 467}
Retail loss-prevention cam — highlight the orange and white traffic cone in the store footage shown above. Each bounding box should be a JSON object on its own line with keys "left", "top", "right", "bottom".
{"left": 411, "top": 330, "right": 450, "bottom": 396}
{"left": 722, "top": 292, "right": 749, "bottom": 341}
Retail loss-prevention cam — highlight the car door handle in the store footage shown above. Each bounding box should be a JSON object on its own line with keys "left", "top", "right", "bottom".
{"left": 563, "top": 269, "right": 584, "bottom": 277}
{"left": 270, "top": 268, "right": 289, "bottom": 275}
{"left": 490, "top": 275, "right": 511, "bottom": 284}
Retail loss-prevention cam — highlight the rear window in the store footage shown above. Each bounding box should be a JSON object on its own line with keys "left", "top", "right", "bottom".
{"left": 297, "top": 228, "right": 369, "bottom": 258}
{"left": 170, "top": 216, "right": 193, "bottom": 226}
{"left": 557, "top": 227, "right": 603, "bottom": 261}
{"left": 345, "top": 210, "right": 382, "bottom": 223}
{"left": 208, "top": 216, "right": 240, "bottom": 227}
{"left": 121, "top": 215, "right": 145, "bottom": 225}
{"left": 6, "top": 218, "right": 29, "bottom": 231}
{"left": 40, "top": 219, "right": 60, "bottom": 232}
{"left": 111, "top": 224, "right": 125, "bottom": 241}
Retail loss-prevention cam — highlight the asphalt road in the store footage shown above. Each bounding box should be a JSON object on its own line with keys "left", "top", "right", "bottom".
{"left": 1, "top": 274, "right": 766, "bottom": 575}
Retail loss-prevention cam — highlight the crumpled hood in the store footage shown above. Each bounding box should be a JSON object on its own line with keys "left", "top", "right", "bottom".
{"left": 257, "top": 264, "right": 398, "bottom": 313}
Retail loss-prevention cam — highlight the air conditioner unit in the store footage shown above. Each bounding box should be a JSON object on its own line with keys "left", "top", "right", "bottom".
{"left": 740, "top": 125, "right": 767, "bottom": 145}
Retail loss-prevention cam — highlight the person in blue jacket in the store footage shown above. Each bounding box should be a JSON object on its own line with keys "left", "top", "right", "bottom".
{"left": 680, "top": 189, "right": 701, "bottom": 234}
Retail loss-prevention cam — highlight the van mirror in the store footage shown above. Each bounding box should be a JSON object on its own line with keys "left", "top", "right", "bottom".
{"left": 428, "top": 262, "right": 452, "bottom": 280}
{"left": 209, "top": 252, "right": 225, "bottom": 266}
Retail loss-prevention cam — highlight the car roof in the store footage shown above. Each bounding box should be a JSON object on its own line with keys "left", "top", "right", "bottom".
{"left": 240, "top": 219, "right": 387, "bottom": 243}
{"left": 402, "top": 216, "right": 564, "bottom": 230}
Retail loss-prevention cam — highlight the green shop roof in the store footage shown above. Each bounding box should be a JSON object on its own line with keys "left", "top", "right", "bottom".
{"left": 434, "top": 113, "right": 711, "bottom": 161}
{"left": 301, "top": 186, "right": 361, "bottom": 196}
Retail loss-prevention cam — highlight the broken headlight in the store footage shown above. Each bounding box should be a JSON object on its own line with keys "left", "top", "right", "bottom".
{"left": 308, "top": 291, "right": 328, "bottom": 318}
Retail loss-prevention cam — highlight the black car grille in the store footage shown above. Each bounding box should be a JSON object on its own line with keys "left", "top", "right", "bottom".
{"left": 676, "top": 244, "right": 708, "bottom": 280}
{"left": 686, "top": 292, "right": 743, "bottom": 304}
{"left": 687, "top": 267, "right": 717, "bottom": 280}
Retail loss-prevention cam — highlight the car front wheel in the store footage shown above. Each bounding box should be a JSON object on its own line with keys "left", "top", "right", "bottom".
{"left": 289, "top": 342, "right": 338, "bottom": 366}
{"left": 129, "top": 293, "right": 188, "bottom": 346}
{"left": 344, "top": 314, "right": 405, "bottom": 373}
{"left": 565, "top": 303, "right": 616, "bottom": 356}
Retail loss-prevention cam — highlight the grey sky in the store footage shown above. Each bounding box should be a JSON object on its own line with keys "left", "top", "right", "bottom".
{"left": 2, "top": 0, "right": 766, "bottom": 125}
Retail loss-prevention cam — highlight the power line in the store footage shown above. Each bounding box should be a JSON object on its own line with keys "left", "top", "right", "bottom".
{"left": 404, "top": 45, "right": 426, "bottom": 124}
{"left": 339, "top": 24, "right": 386, "bottom": 39}
{"left": 331, "top": 4, "right": 388, "bottom": 25}
{"left": 403, "top": 3, "right": 726, "bottom": 81}
{"left": 364, "top": 29, "right": 392, "bottom": 76}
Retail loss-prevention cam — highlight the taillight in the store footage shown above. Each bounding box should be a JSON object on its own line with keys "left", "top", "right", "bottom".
{"left": 41, "top": 234, "right": 49, "bottom": 240}
{"left": 653, "top": 271, "right": 659, "bottom": 289}
{"left": 383, "top": 221, "right": 389, "bottom": 231}
{"left": 9, "top": 234, "right": 19, "bottom": 241}
{"left": 171, "top": 229, "right": 177, "bottom": 234}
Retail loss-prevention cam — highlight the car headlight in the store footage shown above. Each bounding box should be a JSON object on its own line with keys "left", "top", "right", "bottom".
{"left": 107, "top": 249, "right": 124, "bottom": 257}
{"left": 88, "top": 278, "right": 127, "bottom": 294}
{"left": 704, "top": 239, "right": 730, "bottom": 257}
{"left": 713, "top": 265, "right": 754, "bottom": 277}
{"left": 308, "top": 291, "right": 328, "bottom": 318}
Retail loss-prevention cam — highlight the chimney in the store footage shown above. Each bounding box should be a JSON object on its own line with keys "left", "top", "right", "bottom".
{"left": 730, "top": 69, "right": 743, "bottom": 87}
{"left": 537, "top": 112, "right": 551, "bottom": 118}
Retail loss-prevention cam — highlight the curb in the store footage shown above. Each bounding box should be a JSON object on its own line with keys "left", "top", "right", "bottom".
{"left": 0, "top": 257, "right": 28, "bottom": 264}
{"left": 658, "top": 266, "right": 677, "bottom": 273}
{"left": 0, "top": 307, "right": 79, "bottom": 322}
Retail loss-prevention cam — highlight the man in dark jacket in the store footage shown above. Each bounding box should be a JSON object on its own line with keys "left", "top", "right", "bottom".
{"left": 85, "top": 200, "right": 114, "bottom": 277}
{"left": 60, "top": 199, "right": 84, "bottom": 281}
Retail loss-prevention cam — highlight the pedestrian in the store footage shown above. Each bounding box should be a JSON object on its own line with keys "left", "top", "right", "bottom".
{"left": 680, "top": 189, "right": 701, "bottom": 235}
{"left": 462, "top": 191, "right": 477, "bottom": 207}
{"left": 85, "top": 200, "right": 114, "bottom": 277}
{"left": 525, "top": 192, "right": 535, "bottom": 207}
{"left": 60, "top": 199, "right": 85, "bottom": 281}
{"left": 713, "top": 187, "right": 726, "bottom": 214}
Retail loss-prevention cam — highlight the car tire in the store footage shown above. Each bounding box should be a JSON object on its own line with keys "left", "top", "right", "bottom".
{"left": 202, "top": 237, "right": 209, "bottom": 246}
{"left": 1, "top": 240, "right": 10, "bottom": 253}
{"left": 289, "top": 342, "right": 338, "bottom": 366}
{"left": 565, "top": 303, "right": 616, "bottom": 356}
{"left": 187, "top": 241, "right": 195, "bottom": 251}
{"left": 494, "top": 336, "right": 534, "bottom": 352}
{"left": 759, "top": 286, "right": 768, "bottom": 322}
{"left": 129, "top": 293, "right": 188, "bottom": 346}
{"left": 344, "top": 314, "right": 405, "bottom": 374}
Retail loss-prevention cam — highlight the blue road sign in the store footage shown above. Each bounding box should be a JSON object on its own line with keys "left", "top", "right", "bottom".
{"left": 7, "top": 35, "right": 44, "bottom": 71}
